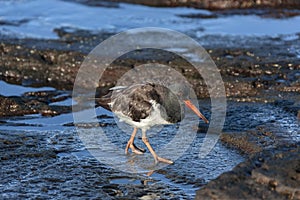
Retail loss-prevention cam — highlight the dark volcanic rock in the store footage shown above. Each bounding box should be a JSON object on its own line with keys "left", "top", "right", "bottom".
{"left": 0, "top": 42, "right": 84, "bottom": 90}
{"left": 107, "top": 0, "right": 300, "bottom": 10}
{"left": 0, "top": 91, "right": 71, "bottom": 117}
{"left": 1, "top": 34, "right": 300, "bottom": 102}
{"left": 196, "top": 145, "right": 300, "bottom": 200}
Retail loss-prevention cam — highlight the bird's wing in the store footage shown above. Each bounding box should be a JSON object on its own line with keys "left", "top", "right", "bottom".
{"left": 109, "top": 85, "right": 128, "bottom": 91}
{"left": 111, "top": 84, "right": 155, "bottom": 122}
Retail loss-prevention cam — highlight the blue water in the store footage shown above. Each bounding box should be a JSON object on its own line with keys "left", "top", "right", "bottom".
{"left": 0, "top": 0, "right": 299, "bottom": 39}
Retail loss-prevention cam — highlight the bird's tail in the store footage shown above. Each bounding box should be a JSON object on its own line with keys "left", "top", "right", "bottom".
{"left": 94, "top": 91, "right": 112, "bottom": 111}
{"left": 95, "top": 85, "right": 128, "bottom": 111}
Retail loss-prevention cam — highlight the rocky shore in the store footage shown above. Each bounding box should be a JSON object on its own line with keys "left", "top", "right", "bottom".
{"left": 0, "top": 2, "right": 299, "bottom": 198}
{"left": 1, "top": 29, "right": 299, "bottom": 198}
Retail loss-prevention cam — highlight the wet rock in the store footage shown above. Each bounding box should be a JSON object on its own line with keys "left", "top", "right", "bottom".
{"left": 196, "top": 146, "right": 300, "bottom": 200}
{"left": 63, "top": 0, "right": 120, "bottom": 8}
{"left": 106, "top": 0, "right": 300, "bottom": 10}
{"left": 220, "top": 132, "right": 262, "bottom": 155}
{"left": 209, "top": 100, "right": 300, "bottom": 199}
{"left": 22, "top": 90, "right": 68, "bottom": 103}
{"left": 63, "top": 122, "right": 114, "bottom": 127}
{"left": 1, "top": 31, "right": 300, "bottom": 102}
{"left": 273, "top": 100, "right": 300, "bottom": 117}
{"left": 216, "top": 8, "right": 300, "bottom": 18}
{"left": 177, "top": 13, "right": 218, "bottom": 19}
{"left": 0, "top": 92, "right": 71, "bottom": 117}
{"left": 0, "top": 42, "right": 84, "bottom": 90}
{"left": 0, "top": 18, "right": 30, "bottom": 26}
{"left": 179, "top": 8, "right": 300, "bottom": 19}
{"left": 0, "top": 95, "right": 35, "bottom": 116}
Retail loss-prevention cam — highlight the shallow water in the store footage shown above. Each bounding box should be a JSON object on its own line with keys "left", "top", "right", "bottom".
{"left": 0, "top": 80, "right": 244, "bottom": 198}
{"left": 0, "top": 0, "right": 300, "bottom": 39}
{"left": 0, "top": 80, "right": 55, "bottom": 96}
{"left": 0, "top": 81, "right": 299, "bottom": 198}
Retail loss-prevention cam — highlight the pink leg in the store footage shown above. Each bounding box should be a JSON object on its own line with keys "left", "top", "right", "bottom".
{"left": 125, "top": 127, "right": 145, "bottom": 154}
{"left": 141, "top": 130, "right": 173, "bottom": 165}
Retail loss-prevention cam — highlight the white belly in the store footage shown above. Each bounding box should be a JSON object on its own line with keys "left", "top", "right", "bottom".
{"left": 114, "top": 102, "right": 170, "bottom": 130}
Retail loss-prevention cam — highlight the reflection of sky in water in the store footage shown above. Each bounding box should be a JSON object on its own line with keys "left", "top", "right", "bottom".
{"left": 0, "top": 106, "right": 113, "bottom": 131}
{"left": 0, "top": 0, "right": 299, "bottom": 38}
{"left": 196, "top": 15, "right": 300, "bottom": 37}
{"left": 0, "top": 80, "right": 54, "bottom": 96}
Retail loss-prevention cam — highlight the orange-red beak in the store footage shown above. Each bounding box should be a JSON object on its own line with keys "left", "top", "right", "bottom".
{"left": 184, "top": 100, "right": 209, "bottom": 123}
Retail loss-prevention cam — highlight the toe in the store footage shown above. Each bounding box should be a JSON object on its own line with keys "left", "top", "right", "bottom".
{"left": 130, "top": 144, "right": 145, "bottom": 154}
{"left": 157, "top": 156, "right": 174, "bottom": 165}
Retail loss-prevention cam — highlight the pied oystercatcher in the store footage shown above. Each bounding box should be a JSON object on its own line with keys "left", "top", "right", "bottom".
{"left": 97, "top": 83, "right": 209, "bottom": 164}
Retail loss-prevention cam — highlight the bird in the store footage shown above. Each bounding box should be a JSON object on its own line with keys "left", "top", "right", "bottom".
{"left": 96, "top": 82, "right": 209, "bottom": 165}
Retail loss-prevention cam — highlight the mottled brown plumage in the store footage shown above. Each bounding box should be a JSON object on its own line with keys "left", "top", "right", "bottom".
{"left": 96, "top": 83, "right": 208, "bottom": 164}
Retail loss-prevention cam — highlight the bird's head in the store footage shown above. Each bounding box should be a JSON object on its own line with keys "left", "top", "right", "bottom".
{"left": 169, "top": 82, "right": 209, "bottom": 124}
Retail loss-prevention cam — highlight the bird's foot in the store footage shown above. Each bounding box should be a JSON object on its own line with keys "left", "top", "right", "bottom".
{"left": 125, "top": 142, "right": 146, "bottom": 155}
{"left": 155, "top": 156, "right": 174, "bottom": 165}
